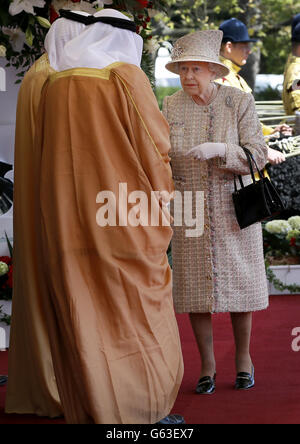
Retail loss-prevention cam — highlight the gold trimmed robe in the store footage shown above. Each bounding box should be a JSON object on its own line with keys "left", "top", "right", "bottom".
{"left": 5, "top": 54, "right": 62, "bottom": 418}
{"left": 34, "top": 62, "right": 183, "bottom": 424}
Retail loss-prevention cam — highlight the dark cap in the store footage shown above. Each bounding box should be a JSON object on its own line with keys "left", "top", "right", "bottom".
{"left": 292, "top": 13, "right": 300, "bottom": 32}
{"left": 219, "top": 18, "right": 257, "bottom": 43}
{"left": 292, "top": 22, "right": 300, "bottom": 42}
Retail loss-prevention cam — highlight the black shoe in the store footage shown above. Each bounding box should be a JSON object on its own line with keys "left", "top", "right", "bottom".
{"left": 156, "top": 414, "right": 185, "bottom": 424}
{"left": 235, "top": 365, "right": 255, "bottom": 390}
{"left": 195, "top": 373, "right": 216, "bottom": 394}
{"left": 0, "top": 375, "right": 8, "bottom": 386}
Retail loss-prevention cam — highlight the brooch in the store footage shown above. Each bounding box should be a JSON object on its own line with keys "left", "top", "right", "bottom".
{"left": 225, "top": 96, "right": 233, "bottom": 108}
{"left": 171, "top": 45, "right": 184, "bottom": 60}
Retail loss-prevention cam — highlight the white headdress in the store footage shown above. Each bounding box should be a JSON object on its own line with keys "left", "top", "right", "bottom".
{"left": 45, "top": 8, "right": 143, "bottom": 72}
{"left": 45, "top": 11, "right": 89, "bottom": 71}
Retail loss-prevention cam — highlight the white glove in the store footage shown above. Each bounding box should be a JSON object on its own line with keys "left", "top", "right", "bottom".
{"left": 185, "top": 142, "right": 226, "bottom": 160}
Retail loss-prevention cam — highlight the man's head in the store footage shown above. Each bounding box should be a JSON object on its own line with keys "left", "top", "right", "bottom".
{"left": 219, "top": 18, "right": 256, "bottom": 66}
{"left": 292, "top": 13, "right": 300, "bottom": 33}
{"left": 45, "top": 10, "right": 89, "bottom": 71}
{"left": 45, "top": 8, "right": 143, "bottom": 72}
{"left": 292, "top": 22, "right": 300, "bottom": 56}
{"left": 220, "top": 41, "right": 252, "bottom": 66}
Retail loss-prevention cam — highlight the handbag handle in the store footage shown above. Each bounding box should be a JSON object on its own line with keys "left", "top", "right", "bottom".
{"left": 243, "top": 147, "right": 265, "bottom": 181}
{"left": 234, "top": 147, "right": 265, "bottom": 191}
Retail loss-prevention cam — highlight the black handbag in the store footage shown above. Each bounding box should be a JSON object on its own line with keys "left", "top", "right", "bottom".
{"left": 232, "top": 147, "right": 285, "bottom": 229}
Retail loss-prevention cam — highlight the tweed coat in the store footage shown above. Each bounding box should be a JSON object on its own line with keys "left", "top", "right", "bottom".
{"left": 163, "top": 84, "right": 269, "bottom": 313}
{"left": 216, "top": 57, "right": 273, "bottom": 137}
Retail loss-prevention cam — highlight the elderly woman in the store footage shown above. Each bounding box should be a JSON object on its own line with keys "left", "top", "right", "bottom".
{"left": 163, "top": 30, "right": 279, "bottom": 394}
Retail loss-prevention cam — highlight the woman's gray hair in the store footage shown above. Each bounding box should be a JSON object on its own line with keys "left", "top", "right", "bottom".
{"left": 208, "top": 62, "right": 218, "bottom": 78}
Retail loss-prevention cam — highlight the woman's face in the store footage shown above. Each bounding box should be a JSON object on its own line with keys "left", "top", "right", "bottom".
{"left": 178, "top": 61, "right": 215, "bottom": 96}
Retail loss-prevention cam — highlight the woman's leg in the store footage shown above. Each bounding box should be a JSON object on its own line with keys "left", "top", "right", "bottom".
{"left": 189, "top": 312, "right": 216, "bottom": 378}
{"left": 230, "top": 312, "right": 253, "bottom": 373}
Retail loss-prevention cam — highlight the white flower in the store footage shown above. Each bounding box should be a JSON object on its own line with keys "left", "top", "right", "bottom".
{"left": 51, "top": 0, "right": 112, "bottom": 14}
{"left": 144, "top": 36, "right": 160, "bottom": 55}
{"left": 2, "top": 26, "right": 26, "bottom": 52}
{"left": 9, "top": 0, "right": 46, "bottom": 16}
{"left": 288, "top": 216, "right": 300, "bottom": 230}
{"left": 0, "top": 45, "right": 6, "bottom": 58}
{"left": 265, "top": 220, "right": 292, "bottom": 235}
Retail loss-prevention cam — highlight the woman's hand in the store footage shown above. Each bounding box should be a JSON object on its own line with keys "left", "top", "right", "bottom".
{"left": 185, "top": 142, "right": 226, "bottom": 160}
{"left": 267, "top": 147, "right": 286, "bottom": 165}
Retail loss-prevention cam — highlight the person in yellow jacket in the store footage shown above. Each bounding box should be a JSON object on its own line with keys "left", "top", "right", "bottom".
{"left": 217, "top": 19, "right": 291, "bottom": 137}
{"left": 283, "top": 13, "right": 300, "bottom": 90}
{"left": 283, "top": 21, "right": 300, "bottom": 115}
{"left": 216, "top": 18, "right": 288, "bottom": 166}
{"left": 284, "top": 14, "right": 300, "bottom": 72}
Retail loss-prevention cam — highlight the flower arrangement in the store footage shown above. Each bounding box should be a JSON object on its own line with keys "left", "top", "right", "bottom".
{"left": 0, "top": 0, "right": 165, "bottom": 81}
{"left": 0, "top": 256, "right": 13, "bottom": 301}
{"left": 263, "top": 216, "right": 300, "bottom": 265}
{"left": 0, "top": 234, "right": 13, "bottom": 326}
{"left": 263, "top": 217, "right": 300, "bottom": 294}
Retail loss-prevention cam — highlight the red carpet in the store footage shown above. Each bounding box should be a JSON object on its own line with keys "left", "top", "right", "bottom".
{"left": 1, "top": 295, "right": 300, "bottom": 424}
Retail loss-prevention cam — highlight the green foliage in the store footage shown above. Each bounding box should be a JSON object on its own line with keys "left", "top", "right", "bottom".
{"left": 155, "top": 86, "right": 180, "bottom": 109}
{"left": 2, "top": 1, "right": 300, "bottom": 80}
{"left": 154, "top": 0, "right": 300, "bottom": 74}
{"left": 265, "top": 261, "right": 300, "bottom": 293}
{"left": 262, "top": 217, "right": 300, "bottom": 263}
{"left": 254, "top": 86, "right": 282, "bottom": 101}
{"left": 0, "top": 305, "right": 11, "bottom": 326}
{"left": 263, "top": 227, "right": 299, "bottom": 261}
{"left": 258, "top": 0, "right": 298, "bottom": 74}
{"left": 0, "top": 1, "right": 49, "bottom": 77}
{"left": 5, "top": 232, "right": 13, "bottom": 259}
{"left": 0, "top": 1, "right": 166, "bottom": 81}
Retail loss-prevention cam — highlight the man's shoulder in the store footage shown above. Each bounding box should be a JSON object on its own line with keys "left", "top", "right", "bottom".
{"left": 20, "top": 54, "right": 53, "bottom": 88}
{"left": 288, "top": 57, "right": 300, "bottom": 71}
{"left": 285, "top": 57, "right": 300, "bottom": 82}
{"left": 111, "top": 62, "right": 147, "bottom": 84}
